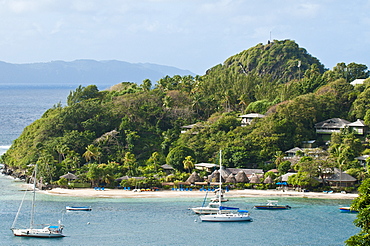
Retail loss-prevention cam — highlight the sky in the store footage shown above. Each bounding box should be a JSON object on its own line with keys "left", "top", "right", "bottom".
{"left": 1, "top": 0, "right": 370, "bottom": 75}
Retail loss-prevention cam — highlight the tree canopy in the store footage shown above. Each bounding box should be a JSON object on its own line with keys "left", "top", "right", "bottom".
{"left": 1, "top": 39, "right": 369, "bottom": 191}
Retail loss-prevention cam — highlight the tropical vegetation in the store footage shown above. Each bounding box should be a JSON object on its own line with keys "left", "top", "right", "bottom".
{"left": 1, "top": 39, "right": 370, "bottom": 192}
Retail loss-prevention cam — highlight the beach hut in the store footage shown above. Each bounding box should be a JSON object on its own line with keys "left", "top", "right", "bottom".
{"left": 225, "top": 173, "right": 237, "bottom": 184}
{"left": 115, "top": 176, "right": 146, "bottom": 182}
{"left": 249, "top": 174, "right": 261, "bottom": 184}
{"left": 263, "top": 176, "right": 274, "bottom": 184}
{"left": 186, "top": 172, "right": 203, "bottom": 184}
{"left": 60, "top": 172, "right": 78, "bottom": 181}
{"left": 235, "top": 170, "right": 249, "bottom": 183}
{"left": 208, "top": 170, "right": 225, "bottom": 183}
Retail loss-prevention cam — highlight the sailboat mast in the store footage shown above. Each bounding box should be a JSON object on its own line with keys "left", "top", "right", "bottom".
{"left": 30, "top": 164, "right": 37, "bottom": 229}
{"left": 11, "top": 186, "right": 28, "bottom": 229}
{"left": 219, "top": 150, "right": 222, "bottom": 207}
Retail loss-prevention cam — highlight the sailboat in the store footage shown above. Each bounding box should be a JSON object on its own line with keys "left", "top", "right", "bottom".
{"left": 11, "top": 164, "right": 65, "bottom": 238}
{"left": 199, "top": 150, "right": 252, "bottom": 222}
{"left": 190, "top": 191, "right": 237, "bottom": 214}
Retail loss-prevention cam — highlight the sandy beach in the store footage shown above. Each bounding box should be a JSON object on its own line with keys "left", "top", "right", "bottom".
{"left": 41, "top": 187, "right": 358, "bottom": 200}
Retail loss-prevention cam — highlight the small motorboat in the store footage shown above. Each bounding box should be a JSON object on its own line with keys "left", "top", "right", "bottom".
{"left": 66, "top": 206, "right": 92, "bottom": 211}
{"left": 339, "top": 207, "right": 358, "bottom": 213}
{"left": 254, "top": 200, "right": 291, "bottom": 210}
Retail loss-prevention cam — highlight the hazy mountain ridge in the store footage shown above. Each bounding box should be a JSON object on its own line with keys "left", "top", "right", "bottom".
{"left": 0, "top": 59, "right": 195, "bottom": 86}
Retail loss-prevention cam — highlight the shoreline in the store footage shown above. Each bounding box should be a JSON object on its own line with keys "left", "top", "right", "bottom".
{"left": 40, "top": 187, "right": 359, "bottom": 200}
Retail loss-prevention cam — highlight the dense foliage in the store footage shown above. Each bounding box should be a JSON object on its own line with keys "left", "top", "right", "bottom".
{"left": 346, "top": 179, "right": 370, "bottom": 245}
{"left": 1, "top": 39, "right": 370, "bottom": 193}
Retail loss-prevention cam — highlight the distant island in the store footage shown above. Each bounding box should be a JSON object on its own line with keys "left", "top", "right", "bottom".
{"left": 0, "top": 59, "right": 195, "bottom": 86}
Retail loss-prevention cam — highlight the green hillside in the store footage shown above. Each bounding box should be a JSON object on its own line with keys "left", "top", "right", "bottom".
{"left": 1, "top": 39, "right": 370, "bottom": 191}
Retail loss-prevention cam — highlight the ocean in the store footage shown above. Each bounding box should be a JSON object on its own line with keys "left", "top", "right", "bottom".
{"left": 0, "top": 83, "right": 110, "bottom": 155}
{"left": 0, "top": 174, "right": 359, "bottom": 246}
{"left": 0, "top": 84, "right": 360, "bottom": 245}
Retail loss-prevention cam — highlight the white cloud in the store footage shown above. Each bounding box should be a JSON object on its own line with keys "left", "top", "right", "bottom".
{"left": 4, "top": 0, "right": 58, "bottom": 14}
{"left": 50, "top": 20, "right": 64, "bottom": 34}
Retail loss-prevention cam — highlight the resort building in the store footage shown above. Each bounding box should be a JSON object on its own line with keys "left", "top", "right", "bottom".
{"left": 161, "top": 164, "right": 175, "bottom": 175}
{"left": 315, "top": 118, "right": 368, "bottom": 142}
{"left": 239, "top": 113, "right": 265, "bottom": 126}
{"left": 316, "top": 168, "right": 357, "bottom": 188}
{"left": 350, "top": 78, "right": 366, "bottom": 86}
{"left": 194, "top": 163, "right": 218, "bottom": 172}
{"left": 180, "top": 123, "right": 203, "bottom": 134}
{"left": 355, "top": 155, "right": 370, "bottom": 169}
{"left": 285, "top": 147, "right": 326, "bottom": 159}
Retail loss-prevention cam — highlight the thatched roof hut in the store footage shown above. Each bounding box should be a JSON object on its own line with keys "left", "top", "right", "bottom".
{"left": 249, "top": 174, "right": 261, "bottom": 184}
{"left": 220, "top": 168, "right": 232, "bottom": 180}
{"left": 208, "top": 170, "right": 225, "bottom": 183}
{"left": 225, "top": 173, "right": 237, "bottom": 183}
{"left": 186, "top": 172, "right": 203, "bottom": 184}
{"left": 60, "top": 172, "right": 78, "bottom": 180}
{"left": 235, "top": 171, "right": 249, "bottom": 183}
{"left": 263, "top": 176, "right": 274, "bottom": 184}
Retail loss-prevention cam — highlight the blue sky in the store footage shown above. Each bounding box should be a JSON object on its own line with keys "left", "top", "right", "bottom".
{"left": 1, "top": 0, "right": 369, "bottom": 75}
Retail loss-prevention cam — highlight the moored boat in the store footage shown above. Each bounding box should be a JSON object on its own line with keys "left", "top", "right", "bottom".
{"left": 66, "top": 206, "right": 92, "bottom": 211}
{"left": 339, "top": 207, "right": 358, "bottom": 213}
{"left": 11, "top": 164, "right": 64, "bottom": 238}
{"left": 191, "top": 203, "right": 239, "bottom": 214}
{"left": 12, "top": 226, "right": 64, "bottom": 238}
{"left": 254, "top": 200, "right": 291, "bottom": 210}
{"left": 199, "top": 150, "right": 252, "bottom": 222}
{"left": 200, "top": 207, "right": 252, "bottom": 222}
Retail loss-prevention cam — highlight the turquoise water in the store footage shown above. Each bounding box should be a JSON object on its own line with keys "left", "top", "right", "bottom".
{"left": 0, "top": 175, "right": 359, "bottom": 246}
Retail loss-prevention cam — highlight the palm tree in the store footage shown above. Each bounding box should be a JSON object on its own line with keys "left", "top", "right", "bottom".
{"left": 55, "top": 144, "right": 69, "bottom": 163}
{"left": 123, "top": 152, "right": 137, "bottom": 177}
{"left": 83, "top": 145, "right": 102, "bottom": 164}
{"left": 183, "top": 156, "right": 195, "bottom": 173}
{"left": 274, "top": 151, "right": 285, "bottom": 169}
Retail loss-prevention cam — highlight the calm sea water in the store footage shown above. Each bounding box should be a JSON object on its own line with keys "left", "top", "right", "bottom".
{"left": 0, "top": 84, "right": 360, "bottom": 245}
{"left": 0, "top": 83, "right": 110, "bottom": 155}
{"left": 0, "top": 175, "right": 359, "bottom": 246}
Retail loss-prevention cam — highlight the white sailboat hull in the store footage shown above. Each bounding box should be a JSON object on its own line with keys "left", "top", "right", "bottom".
{"left": 12, "top": 227, "right": 64, "bottom": 238}
{"left": 11, "top": 164, "right": 65, "bottom": 238}
{"left": 191, "top": 207, "right": 230, "bottom": 214}
{"left": 200, "top": 213, "right": 253, "bottom": 222}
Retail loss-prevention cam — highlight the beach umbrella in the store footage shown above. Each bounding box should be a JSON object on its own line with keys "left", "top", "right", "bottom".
{"left": 225, "top": 173, "right": 237, "bottom": 183}
{"left": 186, "top": 172, "right": 203, "bottom": 184}
{"left": 235, "top": 171, "right": 249, "bottom": 183}
{"left": 249, "top": 174, "right": 261, "bottom": 184}
{"left": 60, "top": 172, "right": 78, "bottom": 181}
{"left": 263, "top": 176, "right": 273, "bottom": 184}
